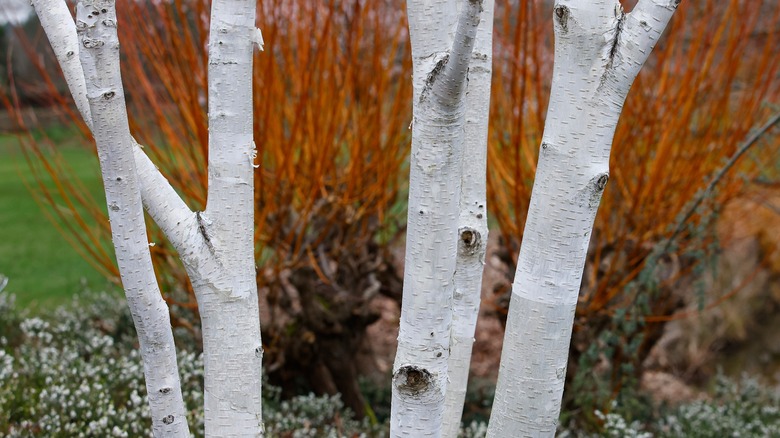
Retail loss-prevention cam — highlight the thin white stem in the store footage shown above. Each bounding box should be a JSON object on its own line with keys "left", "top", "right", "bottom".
{"left": 442, "top": 1, "right": 494, "bottom": 436}
{"left": 74, "top": 1, "right": 189, "bottom": 435}
{"left": 31, "top": 0, "right": 92, "bottom": 127}
{"left": 31, "top": 0, "right": 196, "bottom": 254}
{"left": 391, "top": 1, "right": 483, "bottom": 436}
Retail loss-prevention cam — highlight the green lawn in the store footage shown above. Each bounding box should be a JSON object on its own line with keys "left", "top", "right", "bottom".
{"left": 0, "top": 126, "right": 116, "bottom": 311}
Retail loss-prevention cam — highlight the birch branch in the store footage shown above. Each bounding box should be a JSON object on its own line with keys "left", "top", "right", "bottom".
{"left": 31, "top": 0, "right": 196, "bottom": 255}
{"left": 442, "top": 1, "right": 494, "bottom": 436}
{"left": 74, "top": 1, "right": 189, "bottom": 435}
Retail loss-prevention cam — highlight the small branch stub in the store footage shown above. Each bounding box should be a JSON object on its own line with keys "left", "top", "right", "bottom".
{"left": 252, "top": 28, "right": 264, "bottom": 51}
{"left": 596, "top": 173, "right": 609, "bottom": 191}
{"left": 554, "top": 5, "right": 570, "bottom": 32}
{"left": 82, "top": 38, "right": 103, "bottom": 48}
{"left": 419, "top": 54, "right": 449, "bottom": 103}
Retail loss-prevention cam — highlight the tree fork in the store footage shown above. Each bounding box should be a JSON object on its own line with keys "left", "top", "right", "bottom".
{"left": 487, "top": 1, "right": 680, "bottom": 436}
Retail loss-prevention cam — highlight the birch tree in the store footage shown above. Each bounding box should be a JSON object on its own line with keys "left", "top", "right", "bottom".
{"left": 30, "top": 0, "right": 684, "bottom": 435}
{"left": 33, "top": 0, "right": 265, "bottom": 435}
{"left": 391, "top": 0, "right": 483, "bottom": 435}
{"left": 487, "top": 1, "right": 679, "bottom": 436}
{"left": 441, "top": 1, "right": 494, "bottom": 437}
{"left": 71, "top": 2, "right": 190, "bottom": 435}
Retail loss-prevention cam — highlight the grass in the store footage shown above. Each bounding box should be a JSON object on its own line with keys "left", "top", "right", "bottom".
{"left": 0, "top": 125, "right": 116, "bottom": 311}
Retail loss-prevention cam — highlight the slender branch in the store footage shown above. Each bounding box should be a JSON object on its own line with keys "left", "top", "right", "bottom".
{"left": 442, "top": 1, "right": 494, "bottom": 436}
{"left": 665, "top": 111, "right": 780, "bottom": 248}
{"left": 31, "top": 0, "right": 93, "bottom": 127}
{"left": 433, "top": 0, "right": 483, "bottom": 103}
{"left": 74, "top": 0, "right": 189, "bottom": 434}
{"left": 608, "top": 0, "right": 680, "bottom": 95}
{"left": 204, "top": 0, "right": 257, "bottom": 237}
{"left": 31, "top": 0, "right": 196, "bottom": 255}
{"left": 391, "top": 0, "right": 483, "bottom": 435}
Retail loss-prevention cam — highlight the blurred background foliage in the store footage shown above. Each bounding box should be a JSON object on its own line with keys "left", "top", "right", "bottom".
{"left": 1, "top": 0, "right": 779, "bottom": 430}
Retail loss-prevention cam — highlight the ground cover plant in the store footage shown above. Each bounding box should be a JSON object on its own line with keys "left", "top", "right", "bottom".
{"left": 0, "top": 287, "right": 385, "bottom": 437}
{"left": 2, "top": 286, "right": 778, "bottom": 436}
{"left": 587, "top": 375, "right": 780, "bottom": 438}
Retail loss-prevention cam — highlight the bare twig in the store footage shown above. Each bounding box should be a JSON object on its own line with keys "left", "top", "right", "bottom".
{"left": 665, "top": 111, "right": 780, "bottom": 250}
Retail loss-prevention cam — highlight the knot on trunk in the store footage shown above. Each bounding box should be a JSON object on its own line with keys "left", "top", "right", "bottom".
{"left": 554, "top": 5, "right": 570, "bottom": 33}
{"left": 393, "top": 365, "right": 433, "bottom": 396}
{"left": 459, "top": 227, "right": 482, "bottom": 256}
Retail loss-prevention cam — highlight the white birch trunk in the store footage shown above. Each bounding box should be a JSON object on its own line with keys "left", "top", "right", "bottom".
{"left": 196, "top": 1, "right": 264, "bottom": 434}
{"left": 72, "top": 1, "right": 190, "bottom": 435}
{"left": 441, "top": 1, "right": 494, "bottom": 436}
{"left": 392, "top": 1, "right": 483, "bottom": 435}
{"left": 486, "top": 1, "right": 679, "bottom": 436}
{"left": 37, "top": 0, "right": 265, "bottom": 435}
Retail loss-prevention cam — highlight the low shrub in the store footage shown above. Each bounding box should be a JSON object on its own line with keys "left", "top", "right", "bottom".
{"left": 0, "top": 290, "right": 382, "bottom": 437}
{"left": 0, "top": 292, "right": 203, "bottom": 437}
{"left": 561, "top": 375, "right": 780, "bottom": 438}
{"left": 2, "top": 287, "right": 778, "bottom": 437}
{"left": 654, "top": 375, "right": 780, "bottom": 438}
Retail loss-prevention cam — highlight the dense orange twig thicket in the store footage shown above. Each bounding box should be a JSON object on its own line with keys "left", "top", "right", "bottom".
{"left": 489, "top": 0, "right": 779, "bottom": 321}
{"left": 487, "top": 0, "right": 779, "bottom": 417}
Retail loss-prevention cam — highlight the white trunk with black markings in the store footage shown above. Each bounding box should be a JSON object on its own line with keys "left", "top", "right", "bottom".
{"left": 487, "top": 1, "right": 679, "bottom": 436}
{"left": 36, "top": 0, "right": 265, "bottom": 435}
{"left": 392, "top": 1, "right": 483, "bottom": 435}
{"left": 441, "top": 1, "right": 494, "bottom": 437}
{"left": 73, "top": 1, "right": 190, "bottom": 435}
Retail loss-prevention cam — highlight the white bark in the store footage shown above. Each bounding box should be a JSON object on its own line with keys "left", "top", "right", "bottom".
{"left": 73, "top": 1, "right": 190, "bottom": 435}
{"left": 486, "top": 1, "right": 679, "bottom": 436}
{"left": 32, "top": 0, "right": 197, "bottom": 249}
{"left": 37, "top": 0, "right": 265, "bottom": 435}
{"left": 441, "top": 1, "right": 494, "bottom": 437}
{"left": 392, "top": 1, "right": 483, "bottom": 436}
{"left": 31, "top": 0, "right": 92, "bottom": 128}
{"left": 198, "top": 0, "right": 264, "bottom": 435}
